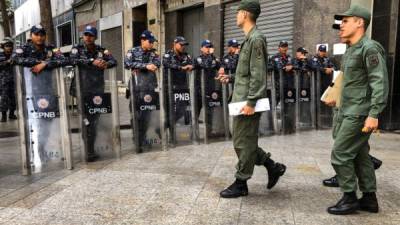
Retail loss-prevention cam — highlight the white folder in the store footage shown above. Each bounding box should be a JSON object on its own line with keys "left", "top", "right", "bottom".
{"left": 228, "top": 98, "right": 270, "bottom": 116}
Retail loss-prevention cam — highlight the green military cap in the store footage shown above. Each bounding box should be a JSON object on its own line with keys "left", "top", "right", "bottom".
{"left": 237, "top": 0, "right": 261, "bottom": 19}
{"left": 334, "top": 4, "right": 371, "bottom": 27}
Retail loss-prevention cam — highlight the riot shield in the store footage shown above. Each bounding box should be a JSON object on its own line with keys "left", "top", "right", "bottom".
{"left": 129, "top": 69, "right": 164, "bottom": 153}
{"left": 167, "top": 69, "right": 196, "bottom": 146}
{"left": 279, "top": 69, "right": 296, "bottom": 134}
{"left": 294, "top": 70, "right": 316, "bottom": 130}
{"left": 315, "top": 70, "right": 333, "bottom": 128}
{"left": 199, "top": 69, "right": 227, "bottom": 144}
{"left": 259, "top": 70, "right": 277, "bottom": 136}
{"left": 15, "top": 66, "right": 73, "bottom": 174}
{"left": 73, "top": 66, "right": 121, "bottom": 162}
{"left": 62, "top": 66, "right": 82, "bottom": 167}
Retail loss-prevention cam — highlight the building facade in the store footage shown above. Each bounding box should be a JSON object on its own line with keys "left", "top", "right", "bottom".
{"left": 10, "top": 0, "right": 400, "bottom": 129}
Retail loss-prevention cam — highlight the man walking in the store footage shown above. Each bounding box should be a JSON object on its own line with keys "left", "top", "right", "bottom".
{"left": 220, "top": 0, "right": 286, "bottom": 198}
{"left": 326, "top": 5, "right": 389, "bottom": 215}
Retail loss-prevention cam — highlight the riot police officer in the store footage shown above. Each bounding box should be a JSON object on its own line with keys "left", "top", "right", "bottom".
{"left": 12, "top": 25, "right": 68, "bottom": 166}
{"left": 163, "top": 36, "right": 193, "bottom": 131}
{"left": 217, "top": 39, "right": 240, "bottom": 84}
{"left": 124, "top": 30, "right": 161, "bottom": 152}
{"left": 309, "top": 45, "right": 336, "bottom": 92}
{"left": 293, "top": 47, "right": 311, "bottom": 71}
{"left": 70, "top": 26, "right": 117, "bottom": 162}
{"left": 0, "top": 37, "right": 16, "bottom": 122}
{"left": 270, "top": 41, "right": 295, "bottom": 133}
{"left": 269, "top": 41, "right": 294, "bottom": 101}
{"left": 193, "top": 40, "right": 221, "bottom": 130}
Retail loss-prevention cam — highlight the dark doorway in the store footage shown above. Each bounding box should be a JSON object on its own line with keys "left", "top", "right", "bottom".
{"left": 132, "top": 5, "right": 147, "bottom": 47}
{"left": 372, "top": 0, "right": 400, "bottom": 130}
{"left": 182, "top": 7, "right": 204, "bottom": 57}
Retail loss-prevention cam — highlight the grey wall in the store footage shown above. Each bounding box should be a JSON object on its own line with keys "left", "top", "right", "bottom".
{"left": 203, "top": 4, "right": 222, "bottom": 57}
{"left": 293, "top": 0, "right": 351, "bottom": 56}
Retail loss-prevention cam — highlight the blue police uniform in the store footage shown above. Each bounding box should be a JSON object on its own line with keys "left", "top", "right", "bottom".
{"left": 124, "top": 30, "right": 161, "bottom": 152}
{"left": 193, "top": 40, "right": 221, "bottom": 120}
{"left": 69, "top": 25, "right": 117, "bottom": 160}
{"left": 0, "top": 39, "right": 16, "bottom": 120}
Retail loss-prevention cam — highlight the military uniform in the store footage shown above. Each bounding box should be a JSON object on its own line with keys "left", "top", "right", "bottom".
{"left": 124, "top": 45, "right": 160, "bottom": 150}
{"left": 220, "top": 0, "right": 286, "bottom": 199}
{"left": 230, "top": 26, "right": 271, "bottom": 180}
{"left": 0, "top": 45, "right": 16, "bottom": 120}
{"left": 331, "top": 35, "right": 388, "bottom": 193}
{"left": 70, "top": 41, "right": 117, "bottom": 160}
{"left": 327, "top": 5, "right": 389, "bottom": 215}
{"left": 163, "top": 48, "right": 192, "bottom": 126}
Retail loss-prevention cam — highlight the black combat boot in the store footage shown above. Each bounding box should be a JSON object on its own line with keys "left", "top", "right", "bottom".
{"left": 359, "top": 192, "right": 379, "bottom": 213}
{"left": 220, "top": 179, "right": 248, "bottom": 198}
{"left": 264, "top": 158, "right": 286, "bottom": 189}
{"left": 87, "top": 151, "right": 99, "bottom": 162}
{"left": 369, "top": 155, "right": 382, "bottom": 170}
{"left": 323, "top": 175, "right": 340, "bottom": 187}
{"left": 86, "top": 137, "right": 99, "bottom": 162}
{"left": 8, "top": 111, "right": 17, "bottom": 120}
{"left": 1, "top": 112, "right": 7, "bottom": 122}
{"left": 327, "top": 192, "right": 359, "bottom": 215}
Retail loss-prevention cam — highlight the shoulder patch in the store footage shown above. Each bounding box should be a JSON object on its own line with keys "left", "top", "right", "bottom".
{"left": 71, "top": 48, "right": 78, "bottom": 54}
{"left": 368, "top": 54, "right": 379, "bottom": 67}
{"left": 164, "top": 53, "right": 170, "bottom": 58}
{"left": 126, "top": 52, "right": 132, "bottom": 58}
{"left": 16, "top": 48, "right": 23, "bottom": 54}
{"left": 253, "top": 39, "right": 264, "bottom": 59}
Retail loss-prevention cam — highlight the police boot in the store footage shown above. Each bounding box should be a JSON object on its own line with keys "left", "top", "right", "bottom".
{"left": 220, "top": 179, "right": 248, "bottom": 198}
{"left": 322, "top": 175, "right": 339, "bottom": 187}
{"left": 8, "top": 111, "right": 17, "bottom": 120}
{"left": 327, "top": 192, "right": 359, "bottom": 215}
{"left": 264, "top": 158, "right": 286, "bottom": 189}
{"left": 359, "top": 192, "right": 379, "bottom": 213}
{"left": 369, "top": 155, "right": 382, "bottom": 170}
{"left": 86, "top": 138, "right": 99, "bottom": 162}
{"left": 87, "top": 151, "right": 99, "bottom": 162}
{"left": 1, "top": 112, "right": 7, "bottom": 122}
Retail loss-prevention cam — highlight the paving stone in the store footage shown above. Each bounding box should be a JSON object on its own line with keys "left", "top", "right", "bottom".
{"left": 0, "top": 129, "right": 399, "bottom": 224}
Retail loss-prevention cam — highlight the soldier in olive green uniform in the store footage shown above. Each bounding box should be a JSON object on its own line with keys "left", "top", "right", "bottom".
{"left": 325, "top": 5, "right": 389, "bottom": 215}
{"left": 220, "top": 0, "right": 286, "bottom": 198}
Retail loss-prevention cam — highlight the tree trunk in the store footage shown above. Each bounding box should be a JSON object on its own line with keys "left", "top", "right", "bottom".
{"left": 39, "top": 0, "right": 55, "bottom": 45}
{"left": 0, "top": 0, "right": 11, "bottom": 37}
